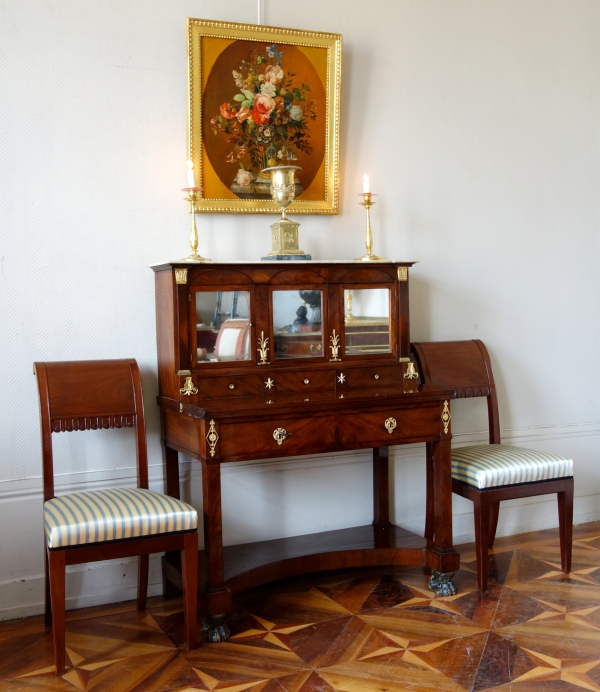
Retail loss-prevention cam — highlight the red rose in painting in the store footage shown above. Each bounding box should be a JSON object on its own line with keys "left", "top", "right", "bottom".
{"left": 220, "top": 102, "right": 236, "bottom": 119}
{"left": 252, "top": 93, "right": 276, "bottom": 123}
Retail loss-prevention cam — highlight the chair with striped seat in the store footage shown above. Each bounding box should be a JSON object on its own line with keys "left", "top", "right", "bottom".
{"left": 411, "top": 340, "right": 573, "bottom": 591}
{"left": 35, "top": 359, "right": 198, "bottom": 675}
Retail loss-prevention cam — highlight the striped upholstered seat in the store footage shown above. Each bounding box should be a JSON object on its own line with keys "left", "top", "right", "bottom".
{"left": 44, "top": 488, "right": 198, "bottom": 549}
{"left": 452, "top": 445, "right": 573, "bottom": 490}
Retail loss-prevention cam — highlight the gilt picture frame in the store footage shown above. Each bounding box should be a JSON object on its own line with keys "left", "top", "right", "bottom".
{"left": 187, "top": 18, "right": 342, "bottom": 214}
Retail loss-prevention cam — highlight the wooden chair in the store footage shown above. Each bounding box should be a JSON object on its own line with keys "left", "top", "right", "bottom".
{"left": 35, "top": 359, "right": 198, "bottom": 675}
{"left": 411, "top": 340, "right": 573, "bottom": 591}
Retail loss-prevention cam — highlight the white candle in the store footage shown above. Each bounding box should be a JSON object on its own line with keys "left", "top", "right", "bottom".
{"left": 362, "top": 173, "right": 370, "bottom": 194}
{"left": 186, "top": 160, "right": 196, "bottom": 188}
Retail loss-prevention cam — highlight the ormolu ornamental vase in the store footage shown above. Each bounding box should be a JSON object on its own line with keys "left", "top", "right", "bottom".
{"left": 261, "top": 165, "right": 311, "bottom": 260}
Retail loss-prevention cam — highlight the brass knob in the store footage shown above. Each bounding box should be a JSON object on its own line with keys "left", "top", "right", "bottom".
{"left": 303, "top": 378, "right": 310, "bottom": 384}
{"left": 273, "top": 427, "right": 291, "bottom": 445}
{"left": 229, "top": 383, "right": 235, "bottom": 389}
{"left": 374, "top": 374, "right": 380, "bottom": 380}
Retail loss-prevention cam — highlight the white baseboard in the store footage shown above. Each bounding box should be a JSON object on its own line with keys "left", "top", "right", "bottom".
{"left": 0, "top": 556, "right": 164, "bottom": 622}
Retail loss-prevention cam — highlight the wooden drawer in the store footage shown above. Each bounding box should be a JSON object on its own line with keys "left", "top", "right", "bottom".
{"left": 275, "top": 369, "right": 335, "bottom": 393}
{"left": 219, "top": 415, "right": 337, "bottom": 458}
{"left": 338, "top": 365, "right": 404, "bottom": 389}
{"left": 193, "top": 374, "right": 264, "bottom": 399}
{"left": 338, "top": 405, "right": 441, "bottom": 447}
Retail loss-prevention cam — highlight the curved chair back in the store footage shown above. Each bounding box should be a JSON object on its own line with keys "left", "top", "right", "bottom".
{"left": 34, "top": 359, "right": 148, "bottom": 501}
{"left": 411, "top": 339, "right": 500, "bottom": 444}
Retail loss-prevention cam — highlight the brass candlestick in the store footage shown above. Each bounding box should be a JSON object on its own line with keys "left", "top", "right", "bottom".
{"left": 356, "top": 192, "right": 386, "bottom": 261}
{"left": 181, "top": 187, "right": 210, "bottom": 262}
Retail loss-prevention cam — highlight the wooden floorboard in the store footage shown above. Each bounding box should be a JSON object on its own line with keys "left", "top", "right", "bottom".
{"left": 1, "top": 521, "right": 600, "bottom": 691}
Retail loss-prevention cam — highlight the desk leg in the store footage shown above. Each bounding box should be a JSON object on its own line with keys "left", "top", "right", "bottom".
{"left": 372, "top": 447, "right": 391, "bottom": 548}
{"left": 163, "top": 444, "right": 182, "bottom": 599}
{"left": 428, "top": 438, "right": 460, "bottom": 595}
{"left": 201, "top": 461, "right": 232, "bottom": 642}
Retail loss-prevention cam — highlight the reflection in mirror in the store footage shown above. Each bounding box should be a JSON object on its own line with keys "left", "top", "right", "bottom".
{"left": 273, "top": 290, "right": 324, "bottom": 359}
{"left": 195, "top": 290, "right": 251, "bottom": 363}
{"left": 344, "top": 288, "right": 391, "bottom": 355}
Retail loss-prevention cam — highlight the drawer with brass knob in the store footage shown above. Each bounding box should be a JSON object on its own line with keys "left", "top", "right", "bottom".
{"left": 219, "top": 416, "right": 337, "bottom": 459}
{"left": 192, "top": 374, "right": 264, "bottom": 400}
{"left": 337, "top": 405, "right": 440, "bottom": 447}
{"left": 338, "top": 365, "right": 404, "bottom": 389}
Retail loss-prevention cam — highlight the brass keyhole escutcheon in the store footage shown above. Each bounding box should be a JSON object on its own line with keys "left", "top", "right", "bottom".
{"left": 385, "top": 417, "right": 397, "bottom": 434}
{"left": 273, "top": 428, "right": 289, "bottom": 445}
{"left": 229, "top": 383, "right": 235, "bottom": 389}
{"left": 303, "top": 379, "right": 310, "bottom": 384}
{"left": 374, "top": 374, "right": 380, "bottom": 380}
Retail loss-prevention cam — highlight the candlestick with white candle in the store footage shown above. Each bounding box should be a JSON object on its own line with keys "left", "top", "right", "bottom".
{"left": 186, "top": 160, "right": 196, "bottom": 188}
{"left": 180, "top": 162, "right": 210, "bottom": 262}
{"left": 356, "top": 173, "right": 385, "bottom": 261}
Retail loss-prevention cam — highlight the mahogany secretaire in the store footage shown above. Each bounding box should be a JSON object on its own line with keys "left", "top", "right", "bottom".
{"left": 152, "top": 260, "right": 459, "bottom": 641}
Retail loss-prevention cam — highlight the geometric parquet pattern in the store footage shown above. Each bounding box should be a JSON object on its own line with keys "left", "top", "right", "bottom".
{"left": 1, "top": 522, "right": 600, "bottom": 692}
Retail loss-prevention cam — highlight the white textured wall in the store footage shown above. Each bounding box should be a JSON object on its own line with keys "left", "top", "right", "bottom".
{"left": 1, "top": 0, "right": 599, "bottom": 619}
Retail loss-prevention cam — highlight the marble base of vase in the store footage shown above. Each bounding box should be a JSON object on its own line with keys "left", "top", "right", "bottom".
{"left": 261, "top": 254, "right": 312, "bottom": 261}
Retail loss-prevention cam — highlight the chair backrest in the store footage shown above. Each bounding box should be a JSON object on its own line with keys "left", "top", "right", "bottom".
{"left": 411, "top": 339, "right": 500, "bottom": 444}
{"left": 34, "top": 359, "right": 148, "bottom": 502}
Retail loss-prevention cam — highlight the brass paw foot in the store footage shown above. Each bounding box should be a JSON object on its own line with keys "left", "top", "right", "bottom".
{"left": 202, "top": 614, "right": 230, "bottom": 642}
{"left": 429, "top": 570, "right": 456, "bottom": 596}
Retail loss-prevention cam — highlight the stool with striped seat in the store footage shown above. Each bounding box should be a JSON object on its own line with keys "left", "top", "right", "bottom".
{"left": 35, "top": 359, "right": 199, "bottom": 675}
{"left": 412, "top": 340, "right": 574, "bottom": 591}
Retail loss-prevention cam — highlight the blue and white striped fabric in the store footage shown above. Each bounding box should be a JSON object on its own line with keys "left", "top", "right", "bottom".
{"left": 44, "top": 488, "right": 197, "bottom": 549}
{"left": 452, "top": 444, "right": 573, "bottom": 490}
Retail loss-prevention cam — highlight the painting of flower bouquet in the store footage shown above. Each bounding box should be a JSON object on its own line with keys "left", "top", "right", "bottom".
{"left": 187, "top": 19, "right": 341, "bottom": 213}
{"left": 213, "top": 44, "right": 317, "bottom": 199}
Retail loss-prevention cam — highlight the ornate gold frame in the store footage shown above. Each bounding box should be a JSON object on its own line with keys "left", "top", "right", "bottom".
{"left": 187, "top": 18, "right": 342, "bottom": 214}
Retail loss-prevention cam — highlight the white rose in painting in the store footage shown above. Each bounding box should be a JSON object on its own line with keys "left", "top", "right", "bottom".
{"left": 264, "top": 65, "right": 284, "bottom": 85}
{"left": 234, "top": 169, "right": 253, "bottom": 186}
{"left": 260, "top": 82, "right": 277, "bottom": 98}
{"left": 290, "top": 105, "right": 303, "bottom": 121}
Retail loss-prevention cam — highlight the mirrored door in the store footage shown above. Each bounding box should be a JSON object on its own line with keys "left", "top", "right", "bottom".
{"left": 272, "top": 289, "right": 324, "bottom": 359}
{"left": 343, "top": 288, "right": 391, "bottom": 355}
{"left": 194, "top": 290, "right": 251, "bottom": 363}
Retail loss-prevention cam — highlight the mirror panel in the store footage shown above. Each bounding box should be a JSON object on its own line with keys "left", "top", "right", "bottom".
{"left": 195, "top": 290, "right": 251, "bottom": 363}
{"left": 273, "top": 289, "right": 324, "bottom": 359}
{"left": 344, "top": 288, "right": 391, "bottom": 355}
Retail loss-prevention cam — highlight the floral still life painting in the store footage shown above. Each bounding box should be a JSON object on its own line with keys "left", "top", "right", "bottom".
{"left": 187, "top": 20, "right": 341, "bottom": 213}
{"left": 213, "top": 44, "right": 316, "bottom": 200}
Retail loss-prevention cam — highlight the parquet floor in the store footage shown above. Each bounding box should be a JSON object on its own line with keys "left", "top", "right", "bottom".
{"left": 2, "top": 522, "right": 600, "bottom": 692}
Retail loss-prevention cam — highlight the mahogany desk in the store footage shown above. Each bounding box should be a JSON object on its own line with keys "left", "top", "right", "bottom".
{"left": 152, "top": 260, "right": 460, "bottom": 641}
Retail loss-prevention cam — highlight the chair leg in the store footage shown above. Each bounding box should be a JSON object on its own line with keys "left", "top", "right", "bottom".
{"left": 48, "top": 549, "right": 66, "bottom": 675}
{"left": 181, "top": 532, "right": 198, "bottom": 651}
{"left": 473, "top": 493, "right": 490, "bottom": 591}
{"left": 488, "top": 501, "right": 500, "bottom": 547}
{"left": 44, "top": 547, "right": 52, "bottom": 627}
{"left": 137, "top": 554, "right": 149, "bottom": 611}
{"left": 424, "top": 442, "right": 435, "bottom": 541}
{"left": 558, "top": 478, "right": 574, "bottom": 574}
